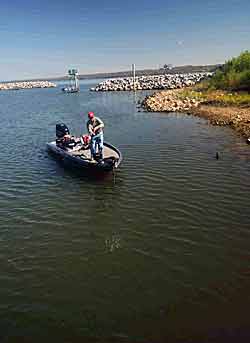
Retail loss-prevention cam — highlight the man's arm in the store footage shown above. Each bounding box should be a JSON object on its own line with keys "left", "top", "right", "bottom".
{"left": 87, "top": 121, "right": 94, "bottom": 135}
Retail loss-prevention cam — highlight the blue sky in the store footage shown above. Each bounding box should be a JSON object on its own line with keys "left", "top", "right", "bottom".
{"left": 0, "top": 0, "right": 249, "bottom": 80}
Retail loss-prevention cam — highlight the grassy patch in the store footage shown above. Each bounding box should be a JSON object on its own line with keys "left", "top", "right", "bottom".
{"left": 179, "top": 88, "right": 250, "bottom": 106}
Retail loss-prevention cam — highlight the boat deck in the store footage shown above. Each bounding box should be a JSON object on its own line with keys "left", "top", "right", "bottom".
{"left": 70, "top": 145, "right": 120, "bottom": 161}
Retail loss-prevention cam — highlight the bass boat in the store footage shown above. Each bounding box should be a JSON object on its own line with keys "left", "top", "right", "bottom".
{"left": 47, "top": 123, "right": 122, "bottom": 173}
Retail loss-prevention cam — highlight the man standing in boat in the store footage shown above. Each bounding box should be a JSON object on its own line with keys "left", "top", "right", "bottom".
{"left": 86, "top": 111, "right": 104, "bottom": 160}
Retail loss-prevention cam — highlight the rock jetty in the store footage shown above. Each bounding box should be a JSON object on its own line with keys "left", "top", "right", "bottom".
{"left": 91, "top": 73, "right": 212, "bottom": 92}
{"left": 142, "top": 89, "right": 201, "bottom": 112}
{"left": 0, "top": 81, "right": 56, "bottom": 91}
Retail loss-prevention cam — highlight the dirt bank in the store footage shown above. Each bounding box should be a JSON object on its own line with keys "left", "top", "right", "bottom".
{"left": 190, "top": 105, "right": 250, "bottom": 137}
{"left": 142, "top": 90, "right": 250, "bottom": 139}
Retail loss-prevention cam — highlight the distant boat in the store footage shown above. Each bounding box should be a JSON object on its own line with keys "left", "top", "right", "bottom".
{"left": 61, "top": 86, "right": 79, "bottom": 93}
{"left": 62, "top": 69, "right": 80, "bottom": 93}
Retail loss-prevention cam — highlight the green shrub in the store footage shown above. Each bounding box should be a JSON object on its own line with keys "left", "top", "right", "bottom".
{"left": 209, "top": 50, "right": 250, "bottom": 91}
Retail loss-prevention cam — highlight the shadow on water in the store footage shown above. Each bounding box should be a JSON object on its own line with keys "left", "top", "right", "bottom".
{"left": 2, "top": 324, "right": 250, "bottom": 343}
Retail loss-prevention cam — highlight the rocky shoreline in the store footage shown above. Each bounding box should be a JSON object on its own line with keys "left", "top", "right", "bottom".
{"left": 142, "top": 89, "right": 201, "bottom": 112}
{"left": 91, "top": 72, "right": 212, "bottom": 91}
{"left": 191, "top": 105, "right": 250, "bottom": 138}
{"left": 0, "top": 81, "right": 56, "bottom": 91}
{"left": 141, "top": 89, "right": 250, "bottom": 139}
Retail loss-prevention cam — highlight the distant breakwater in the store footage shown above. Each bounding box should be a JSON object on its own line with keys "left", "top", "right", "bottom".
{"left": 0, "top": 81, "right": 56, "bottom": 91}
{"left": 90, "top": 72, "right": 212, "bottom": 92}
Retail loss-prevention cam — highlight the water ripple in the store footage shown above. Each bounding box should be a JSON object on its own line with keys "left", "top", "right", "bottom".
{"left": 0, "top": 85, "right": 250, "bottom": 340}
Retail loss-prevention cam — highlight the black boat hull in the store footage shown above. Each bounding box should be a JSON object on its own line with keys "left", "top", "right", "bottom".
{"left": 47, "top": 141, "right": 122, "bottom": 173}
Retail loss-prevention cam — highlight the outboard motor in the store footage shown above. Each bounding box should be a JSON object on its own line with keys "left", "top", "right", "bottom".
{"left": 56, "top": 123, "right": 76, "bottom": 149}
{"left": 56, "top": 123, "right": 70, "bottom": 138}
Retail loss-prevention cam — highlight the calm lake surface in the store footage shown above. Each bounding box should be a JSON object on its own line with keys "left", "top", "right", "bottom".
{"left": 0, "top": 79, "right": 250, "bottom": 343}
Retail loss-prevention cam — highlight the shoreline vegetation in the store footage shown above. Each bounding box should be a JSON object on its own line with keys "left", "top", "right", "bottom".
{"left": 142, "top": 51, "right": 250, "bottom": 140}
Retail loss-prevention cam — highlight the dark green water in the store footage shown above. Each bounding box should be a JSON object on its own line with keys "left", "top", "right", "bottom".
{"left": 0, "top": 80, "right": 250, "bottom": 343}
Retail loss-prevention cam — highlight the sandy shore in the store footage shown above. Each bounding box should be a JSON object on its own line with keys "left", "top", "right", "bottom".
{"left": 142, "top": 89, "right": 250, "bottom": 139}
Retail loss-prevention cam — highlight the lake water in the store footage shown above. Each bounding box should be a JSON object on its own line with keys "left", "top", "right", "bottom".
{"left": 0, "top": 80, "right": 250, "bottom": 343}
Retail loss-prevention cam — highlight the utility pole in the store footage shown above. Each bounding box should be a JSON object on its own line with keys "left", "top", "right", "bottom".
{"left": 132, "top": 63, "right": 136, "bottom": 91}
